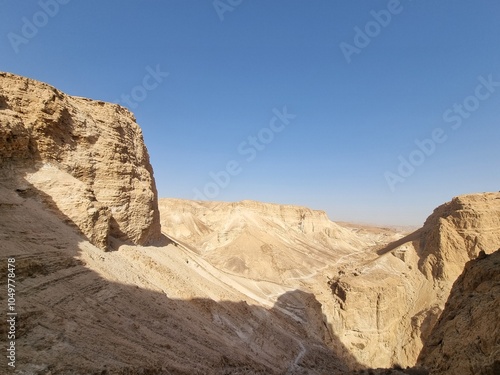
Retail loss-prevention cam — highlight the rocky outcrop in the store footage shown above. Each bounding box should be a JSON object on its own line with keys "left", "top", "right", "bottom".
{"left": 160, "top": 195, "right": 500, "bottom": 368}
{"left": 418, "top": 249, "right": 500, "bottom": 375}
{"left": 0, "top": 72, "right": 161, "bottom": 250}
{"left": 417, "top": 193, "right": 500, "bottom": 282}
{"left": 326, "top": 192, "right": 500, "bottom": 368}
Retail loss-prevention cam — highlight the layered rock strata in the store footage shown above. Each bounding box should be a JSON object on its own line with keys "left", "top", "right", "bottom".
{"left": 0, "top": 72, "right": 161, "bottom": 250}
{"left": 326, "top": 193, "right": 500, "bottom": 368}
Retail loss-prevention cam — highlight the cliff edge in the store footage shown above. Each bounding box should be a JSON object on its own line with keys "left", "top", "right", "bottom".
{"left": 326, "top": 192, "right": 500, "bottom": 368}
{"left": 0, "top": 72, "right": 161, "bottom": 250}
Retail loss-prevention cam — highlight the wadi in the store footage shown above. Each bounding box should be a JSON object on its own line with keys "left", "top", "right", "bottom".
{"left": 1, "top": 72, "right": 499, "bottom": 374}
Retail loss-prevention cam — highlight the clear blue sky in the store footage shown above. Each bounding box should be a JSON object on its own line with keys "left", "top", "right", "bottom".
{"left": 1, "top": 1, "right": 499, "bottom": 226}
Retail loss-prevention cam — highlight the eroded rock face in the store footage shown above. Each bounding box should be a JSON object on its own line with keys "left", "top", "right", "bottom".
{"left": 418, "top": 193, "right": 500, "bottom": 282}
{"left": 159, "top": 195, "right": 500, "bottom": 369}
{"left": 418, "top": 250, "right": 500, "bottom": 375}
{"left": 0, "top": 72, "right": 161, "bottom": 249}
{"left": 158, "top": 198, "right": 375, "bottom": 283}
{"left": 326, "top": 193, "right": 500, "bottom": 368}
{"left": 159, "top": 198, "right": 369, "bottom": 249}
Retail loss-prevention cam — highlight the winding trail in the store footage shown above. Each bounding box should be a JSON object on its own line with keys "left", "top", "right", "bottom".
{"left": 162, "top": 229, "right": 399, "bottom": 373}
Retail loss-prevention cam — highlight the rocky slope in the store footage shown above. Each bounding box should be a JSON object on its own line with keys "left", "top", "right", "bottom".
{"left": 0, "top": 73, "right": 360, "bottom": 374}
{"left": 0, "top": 72, "right": 161, "bottom": 250}
{"left": 0, "top": 184, "right": 357, "bottom": 374}
{"left": 324, "top": 192, "right": 500, "bottom": 368}
{"left": 159, "top": 194, "right": 500, "bottom": 370}
{"left": 418, "top": 249, "right": 500, "bottom": 375}
{"left": 159, "top": 198, "right": 399, "bottom": 284}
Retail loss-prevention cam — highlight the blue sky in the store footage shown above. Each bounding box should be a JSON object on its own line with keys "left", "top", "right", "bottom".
{"left": 1, "top": 0, "right": 499, "bottom": 226}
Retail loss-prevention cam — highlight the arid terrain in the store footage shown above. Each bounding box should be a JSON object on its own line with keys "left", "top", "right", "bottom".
{"left": 1, "top": 72, "right": 499, "bottom": 374}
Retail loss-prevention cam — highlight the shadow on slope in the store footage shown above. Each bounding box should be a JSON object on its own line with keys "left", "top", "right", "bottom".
{"left": 376, "top": 230, "right": 421, "bottom": 257}
{"left": 0, "top": 182, "right": 363, "bottom": 375}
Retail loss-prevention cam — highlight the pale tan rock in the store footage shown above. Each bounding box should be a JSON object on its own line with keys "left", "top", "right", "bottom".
{"left": 418, "top": 250, "right": 500, "bottom": 375}
{"left": 0, "top": 186, "right": 352, "bottom": 375}
{"left": 158, "top": 195, "right": 495, "bottom": 369}
{"left": 0, "top": 72, "right": 161, "bottom": 249}
{"left": 325, "top": 192, "right": 500, "bottom": 369}
{"left": 158, "top": 198, "right": 376, "bottom": 283}
{"left": 2, "top": 72, "right": 498, "bottom": 374}
{"left": 418, "top": 193, "right": 500, "bottom": 282}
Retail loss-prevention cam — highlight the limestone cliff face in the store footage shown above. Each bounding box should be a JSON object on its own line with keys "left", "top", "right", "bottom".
{"left": 418, "top": 250, "right": 500, "bottom": 375}
{"left": 418, "top": 193, "right": 500, "bottom": 282}
{"left": 158, "top": 198, "right": 372, "bottom": 283}
{"left": 0, "top": 72, "right": 161, "bottom": 250}
{"left": 326, "top": 192, "right": 500, "bottom": 369}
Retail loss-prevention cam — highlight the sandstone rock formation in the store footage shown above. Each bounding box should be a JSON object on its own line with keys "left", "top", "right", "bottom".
{"left": 159, "top": 198, "right": 361, "bottom": 246}
{"left": 0, "top": 72, "right": 161, "bottom": 250}
{"left": 159, "top": 198, "right": 415, "bottom": 370}
{"left": 158, "top": 198, "right": 395, "bottom": 284}
{"left": 418, "top": 249, "right": 500, "bottom": 375}
{"left": 417, "top": 193, "right": 500, "bottom": 282}
{"left": 325, "top": 192, "right": 500, "bottom": 368}
{"left": 159, "top": 194, "right": 500, "bottom": 369}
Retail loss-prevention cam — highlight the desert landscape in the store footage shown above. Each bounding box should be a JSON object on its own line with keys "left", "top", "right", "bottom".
{"left": 1, "top": 72, "right": 499, "bottom": 374}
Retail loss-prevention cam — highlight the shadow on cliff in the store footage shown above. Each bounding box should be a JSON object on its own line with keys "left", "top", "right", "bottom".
{"left": 3, "top": 182, "right": 365, "bottom": 375}
{"left": 376, "top": 229, "right": 421, "bottom": 257}
{"left": 13, "top": 167, "right": 172, "bottom": 251}
{"left": 0, "top": 94, "right": 10, "bottom": 110}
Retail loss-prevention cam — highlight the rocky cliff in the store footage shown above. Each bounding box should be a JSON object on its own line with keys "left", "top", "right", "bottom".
{"left": 326, "top": 192, "right": 500, "bottom": 368}
{"left": 418, "top": 249, "right": 500, "bottom": 375}
{"left": 417, "top": 193, "right": 500, "bottom": 282}
{"left": 0, "top": 72, "right": 161, "bottom": 250}
{"left": 0, "top": 182, "right": 357, "bottom": 374}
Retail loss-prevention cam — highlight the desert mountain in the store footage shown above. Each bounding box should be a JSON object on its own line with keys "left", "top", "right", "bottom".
{"left": 1, "top": 184, "right": 358, "bottom": 374}
{"left": 1, "top": 72, "right": 499, "bottom": 374}
{"left": 159, "top": 194, "right": 500, "bottom": 369}
{"left": 158, "top": 198, "right": 400, "bottom": 284}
